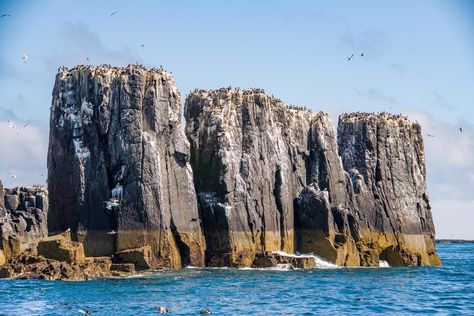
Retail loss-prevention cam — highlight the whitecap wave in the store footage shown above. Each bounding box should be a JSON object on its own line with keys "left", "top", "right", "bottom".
{"left": 272, "top": 251, "right": 340, "bottom": 269}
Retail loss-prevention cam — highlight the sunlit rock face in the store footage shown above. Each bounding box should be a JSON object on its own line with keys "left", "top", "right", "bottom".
{"left": 0, "top": 185, "right": 48, "bottom": 263}
{"left": 336, "top": 113, "right": 440, "bottom": 266}
{"left": 47, "top": 65, "right": 439, "bottom": 268}
{"left": 185, "top": 87, "right": 440, "bottom": 267}
{"left": 185, "top": 88, "right": 317, "bottom": 266}
{"left": 47, "top": 65, "right": 206, "bottom": 268}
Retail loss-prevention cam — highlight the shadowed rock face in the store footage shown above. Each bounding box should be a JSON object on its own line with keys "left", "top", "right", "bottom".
{"left": 47, "top": 65, "right": 205, "bottom": 268}
{"left": 185, "top": 89, "right": 315, "bottom": 266}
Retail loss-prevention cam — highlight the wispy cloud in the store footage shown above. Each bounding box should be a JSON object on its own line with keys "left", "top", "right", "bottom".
{"left": 341, "top": 28, "right": 390, "bottom": 59}
{"left": 0, "top": 120, "right": 47, "bottom": 188}
{"left": 41, "top": 21, "right": 137, "bottom": 69}
{"left": 353, "top": 87, "right": 398, "bottom": 105}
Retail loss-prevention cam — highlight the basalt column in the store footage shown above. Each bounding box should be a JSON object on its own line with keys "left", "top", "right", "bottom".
{"left": 185, "top": 88, "right": 315, "bottom": 266}
{"left": 337, "top": 113, "right": 440, "bottom": 266}
{"left": 48, "top": 65, "right": 206, "bottom": 268}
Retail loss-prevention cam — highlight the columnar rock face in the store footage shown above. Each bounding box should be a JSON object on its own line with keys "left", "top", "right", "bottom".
{"left": 337, "top": 113, "right": 440, "bottom": 266}
{"left": 48, "top": 65, "right": 206, "bottom": 268}
{"left": 47, "top": 65, "right": 440, "bottom": 268}
{"left": 185, "top": 88, "right": 315, "bottom": 266}
{"left": 185, "top": 88, "right": 440, "bottom": 267}
{"left": 0, "top": 185, "right": 48, "bottom": 262}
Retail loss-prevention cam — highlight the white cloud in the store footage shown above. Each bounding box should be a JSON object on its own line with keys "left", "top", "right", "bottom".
{"left": 405, "top": 110, "right": 474, "bottom": 239}
{"left": 0, "top": 120, "right": 48, "bottom": 188}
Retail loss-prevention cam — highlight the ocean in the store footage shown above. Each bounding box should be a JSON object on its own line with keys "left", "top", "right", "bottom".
{"left": 0, "top": 243, "right": 473, "bottom": 315}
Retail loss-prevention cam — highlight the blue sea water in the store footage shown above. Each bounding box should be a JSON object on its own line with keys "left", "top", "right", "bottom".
{"left": 0, "top": 243, "right": 473, "bottom": 315}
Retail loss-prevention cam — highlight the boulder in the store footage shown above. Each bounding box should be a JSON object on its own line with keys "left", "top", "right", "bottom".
{"left": 110, "top": 263, "right": 136, "bottom": 273}
{"left": 252, "top": 252, "right": 316, "bottom": 269}
{"left": 37, "top": 232, "right": 85, "bottom": 264}
{"left": 113, "top": 246, "right": 152, "bottom": 270}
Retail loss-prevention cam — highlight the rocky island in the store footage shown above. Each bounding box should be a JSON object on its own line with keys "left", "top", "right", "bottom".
{"left": 0, "top": 65, "right": 440, "bottom": 280}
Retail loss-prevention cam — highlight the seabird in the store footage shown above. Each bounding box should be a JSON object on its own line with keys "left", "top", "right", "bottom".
{"left": 200, "top": 308, "right": 212, "bottom": 315}
{"left": 347, "top": 54, "right": 354, "bottom": 61}
{"left": 8, "top": 121, "right": 16, "bottom": 129}
{"left": 427, "top": 134, "right": 435, "bottom": 138}
{"left": 9, "top": 174, "right": 16, "bottom": 179}
{"left": 110, "top": 11, "right": 118, "bottom": 16}
{"left": 360, "top": 53, "right": 364, "bottom": 57}
{"left": 78, "top": 310, "right": 93, "bottom": 315}
{"left": 65, "top": 228, "right": 71, "bottom": 233}
{"left": 107, "top": 230, "right": 117, "bottom": 235}
{"left": 156, "top": 306, "right": 170, "bottom": 314}
{"left": 140, "top": 44, "right": 145, "bottom": 48}
{"left": 459, "top": 126, "right": 463, "bottom": 133}
{"left": 21, "top": 53, "right": 28, "bottom": 62}
{"left": 1, "top": 13, "right": 12, "bottom": 18}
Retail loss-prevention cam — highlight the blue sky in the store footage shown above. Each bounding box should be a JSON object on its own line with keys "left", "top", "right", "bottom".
{"left": 0, "top": 0, "right": 473, "bottom": 238}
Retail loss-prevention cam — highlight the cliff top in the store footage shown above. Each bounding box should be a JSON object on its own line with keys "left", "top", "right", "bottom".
{"left": 56, "top": 64, "right": 177, "bottom": 85}
{"left": 186, "top": 87, "right": 325, "bottom": 119}
{"left": 339, "top": 111, "right": 418, "bottom": 127}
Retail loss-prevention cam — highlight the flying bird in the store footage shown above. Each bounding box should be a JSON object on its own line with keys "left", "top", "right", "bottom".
{"left": 9, "top": 174, "right": 17, "bottom": 179}
{"left": 427, "top": 134, "right": 435, "bottom": 138}
{"left": 360, "top": 53, "right": 364, "bottom": 57}
{"left": 1, "top": 13, "right": 12, "bottom": 18}
{"left": 21, "top": 53, "right": 28, "bottom": 62}
{"left": 347, "top": 54, "right": 354, "bottom": 61}
{"left": 140, "top": 44, "right": 145, "bottom": 48}
{"left": 8, "top": 120, "right": 16, "bottom": 129}
{"left": 459, "top": 126, "right": 463, "bottom": 133}
{"left": 110, "top": 11, "right": 118, "bottom": 16}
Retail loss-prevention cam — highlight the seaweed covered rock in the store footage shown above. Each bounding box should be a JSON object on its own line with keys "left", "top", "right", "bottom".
{"left": 47, "top": 65, "right": 206, "bottom": 268}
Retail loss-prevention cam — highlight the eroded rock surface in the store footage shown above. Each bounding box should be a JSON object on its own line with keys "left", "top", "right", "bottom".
{"left": 48, "top": 65, "right": 206, "bottom": 268}
{"left": 336, "top": 113, "right": 440, "bottom": 266}
{"left": 185, "top": 88, "right": 315, "bottom": 266}
{"left": 185, "top": 88, "right": 440, "bottom": 267}
{"left": 0, "top": 185, "right": 48, "bottom": 263}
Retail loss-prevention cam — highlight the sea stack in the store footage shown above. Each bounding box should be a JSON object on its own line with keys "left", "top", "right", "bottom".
{"left": 47, "top": 65, "right": 440, "bottom": 268}
{"left": 47, "top": 65, "right": 206, "bottom": 268}
{"left": 185, "top": 88, "right": 315, "bottom": 266}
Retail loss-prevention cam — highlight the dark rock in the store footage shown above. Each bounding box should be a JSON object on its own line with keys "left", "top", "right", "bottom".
{"left": 185, "top": 89, "right": 314, "bottom": 266}
{"left": 47, "top": 65, "right": 206, "bottom": 268}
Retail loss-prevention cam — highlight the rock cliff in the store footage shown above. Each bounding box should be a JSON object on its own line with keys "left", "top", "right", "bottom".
{"left": 47, "top": 65, "right": 206, "bottom": 268}
{"left": 185, "top": 88, "right": 440, "bottom": 267}
{"left": 185, "top": 88, "right": 315, "bottom": 266}
{"left": 0, "top": 185, "right": 48, "bottom": 264}
{"left": 46, "top": 65, "right": 439, "bottom": 268}
{"left": 336, "top": 113, "right": 440, "bottom": 265}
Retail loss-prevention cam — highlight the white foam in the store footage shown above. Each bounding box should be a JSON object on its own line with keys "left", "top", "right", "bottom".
{"left": 272, "top": 251, "right": 339, "bottom": 269}
{"left": 379, "top": 260, "right": 390, "bottom": 268}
